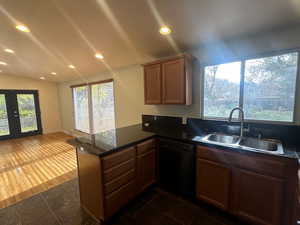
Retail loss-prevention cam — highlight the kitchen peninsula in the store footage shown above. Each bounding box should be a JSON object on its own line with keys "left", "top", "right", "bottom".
{"left": 70, "top": 118, "right": 299, "bottom": 225}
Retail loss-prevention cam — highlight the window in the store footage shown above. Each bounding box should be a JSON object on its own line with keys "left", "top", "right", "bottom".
{"left": 72, "top": 80, "right": 116, "bottom": 133}
{"left": 73, "top": 86, "right": 90, "bottom": 133}
{"left": 0, "top": 94, "right": 9, "bottom": 136}
{"left": 203, "top": 52, "right": 299, "bottom": 122}
{"left": 17, "top": 94, "right": 38, "bottom": 133}
{"left": 91, "top": 82, "right": 115, "bottom": 133}
{"left": 204, "top": 61, "right": 241, "bottom": 118}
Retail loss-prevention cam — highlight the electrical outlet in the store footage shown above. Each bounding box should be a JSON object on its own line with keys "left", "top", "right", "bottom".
{"left": 182, "top": 117, "right": 187, "bottom": 125}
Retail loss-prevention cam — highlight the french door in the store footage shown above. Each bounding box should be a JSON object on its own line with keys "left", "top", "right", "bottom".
{"left": 0, "top": 90, "right": 42, "bottom": 140}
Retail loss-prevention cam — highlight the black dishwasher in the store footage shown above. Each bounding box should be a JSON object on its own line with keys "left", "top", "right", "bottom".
{"left": 158, "top": 138, "right": 195, "bottom": 197}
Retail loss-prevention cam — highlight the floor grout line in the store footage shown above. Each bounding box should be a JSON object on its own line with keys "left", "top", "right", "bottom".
{"left": 40, "top": 192, "right": 64, "bottom": 225}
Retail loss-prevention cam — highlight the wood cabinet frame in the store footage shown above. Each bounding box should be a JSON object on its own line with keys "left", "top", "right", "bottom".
{"left": 196, "top": 145, "right": 298, "bottom": 225}
{"left": 143, "top": 55, "right": 193, "bottom": 105}
{"left": 76, "top": 139, "right": 157, "bottom": 222}
{"left": 196, "top": 158, "right": 231, "bottom": 210}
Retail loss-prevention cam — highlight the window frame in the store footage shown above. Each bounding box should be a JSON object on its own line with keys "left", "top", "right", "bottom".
{"left": 71, "top": 79, "right": 116, "bottom": 134}
{"left": 201, "top": 49, "right": 300, "bottom": 125}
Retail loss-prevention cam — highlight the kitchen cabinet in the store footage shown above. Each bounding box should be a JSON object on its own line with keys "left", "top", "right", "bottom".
{"left": 232, "top": 169, "right": 284, "bottom": 225}
{"left": 196, "top": 158, "right": 231, "bottom": 210}
{"left": 143, "top": 55, "right": 193, "bottom": 105}
{"left": 137, "top": 150, "right": 156, "bottom": 193}
{"left": 144, "top": 64, "right": 162, "bottom": 104}
{"left": 196, "top": 145, "right": 298, "bottom": 225}
{"left": 75, "top": 135, "right": 297, "bottom": 225}
{"left": 137, "top": 139, "right": 157, "bottom": 193}
{"left": 162, "top": 58, "right": 185, "bottom": 104}
{"left": 76, "top": 139, "right": 157, "bottom": 222}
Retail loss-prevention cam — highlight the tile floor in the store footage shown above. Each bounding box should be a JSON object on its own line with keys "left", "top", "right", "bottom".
{"left": 0, "top": 178, "right": 247, "bottom": 225}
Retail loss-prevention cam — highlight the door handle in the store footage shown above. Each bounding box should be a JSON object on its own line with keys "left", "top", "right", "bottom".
{"left": 14, "top": 115, "right": 19, "bottom": 118}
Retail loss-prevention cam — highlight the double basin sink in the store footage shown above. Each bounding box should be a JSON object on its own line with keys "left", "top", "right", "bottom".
{"left": 202, "top": 133, "right": 284, "bottom": 155}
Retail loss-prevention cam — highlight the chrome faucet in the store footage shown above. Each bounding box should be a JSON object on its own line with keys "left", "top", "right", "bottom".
{"left": 228, "top": 107, "right": 245, "bottom": 139}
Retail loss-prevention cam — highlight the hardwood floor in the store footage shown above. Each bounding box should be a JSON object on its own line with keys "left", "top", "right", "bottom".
{"left": 0, "top": 132, "right": 77, "bottom": 209}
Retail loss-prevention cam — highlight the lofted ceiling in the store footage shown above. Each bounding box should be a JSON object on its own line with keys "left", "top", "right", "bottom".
{"left": 0, "top": 0, "right": 299, "bottom": 82}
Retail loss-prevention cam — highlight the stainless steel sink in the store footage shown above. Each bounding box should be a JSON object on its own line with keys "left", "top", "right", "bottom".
{"left": 202, "top": 133, "right": 284, "bottom": 155}
{"left": 204, "top": 134, "right": 240, "bottom": 145}
{"left": 239, "top": 137, "right": 279, "bottom": 151}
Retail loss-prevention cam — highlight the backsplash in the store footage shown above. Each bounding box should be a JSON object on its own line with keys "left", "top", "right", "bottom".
{"left": 142, "top": 115, "right": 183, "bottom": 129}
{"left": 142, "top": 115, "right": 300, "bottom": 146}
{"left": 188, "top": 118, "right": 300, "bottom": 146}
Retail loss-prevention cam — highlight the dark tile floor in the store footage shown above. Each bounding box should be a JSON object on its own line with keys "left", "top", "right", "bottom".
{"left": 0, "top": 179, "right": 247, "bottom": 225}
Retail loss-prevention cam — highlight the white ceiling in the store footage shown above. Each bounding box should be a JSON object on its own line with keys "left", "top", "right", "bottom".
{"left": 0, "top": 0, "right": 299, "bottom": 82}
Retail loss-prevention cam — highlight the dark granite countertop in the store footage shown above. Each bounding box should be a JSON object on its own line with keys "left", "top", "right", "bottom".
{"left": 68, "top": 123, "right": 299, "bottom": 160}
{"left": 68, "top": 124, "right": 156, "bottom": 156}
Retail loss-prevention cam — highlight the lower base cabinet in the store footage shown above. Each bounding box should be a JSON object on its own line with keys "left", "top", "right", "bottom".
{"left": 196, "top": 158, "right": 231, "bottom": 210}
{"left": 232, "top": 169, "right": 284, "bottom": 225}
{"left": 137, "top": 149, "right": 156, "bottom": 193}
{"left": 196, "top": 146, "right": 298, "bottom": 225}
{"left": 76, "top": 139, "right": 157, "bottom": 222}
{"left": 77, "top": 140, "right": 297, "bottom": 224}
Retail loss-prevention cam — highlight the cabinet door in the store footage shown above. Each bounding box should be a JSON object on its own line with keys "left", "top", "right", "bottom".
{"left": 162, "top": 58, "right": 185, "bottom": 104}
{"left": 144, "top": 64, "right": 162, "bottom": 104}
{"left": 137, "top": 149, "right": 156, "bottom": 193}
{"left": 196, "top": 158, "right": 231, "bottom": 210}
{"left": 233, "top": 169, "right": 284, "bottom": 225}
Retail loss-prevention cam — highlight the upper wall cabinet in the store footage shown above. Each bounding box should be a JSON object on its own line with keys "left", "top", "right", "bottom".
{"left": 143, "top": 55, "right": 193, "bottom": 105}
{"left": 144, "top": 63, "right": 162, "bottom": 104}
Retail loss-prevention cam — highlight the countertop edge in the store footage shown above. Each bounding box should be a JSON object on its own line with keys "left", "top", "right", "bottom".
{"left": 68, "top": 134, "right": 299, "bottom": 160}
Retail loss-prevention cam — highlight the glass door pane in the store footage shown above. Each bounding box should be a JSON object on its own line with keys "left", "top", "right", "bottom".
{"left": 73, "top": 86, "right": 90, "bottom": 133}
{"left": 92, "top": 82, "right": 115, "bottom": 133}
{"left": 17, "top": 94, "right": 38, "bottom": 133}
{"left": 0, "top": 94, "right": 10, "bottom": 136}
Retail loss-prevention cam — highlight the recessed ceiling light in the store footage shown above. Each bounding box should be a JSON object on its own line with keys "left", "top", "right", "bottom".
{"left": 4, "top": 49, "right": 14, "bottom": 54}
{"left": 0, "top": 61, "right": 7, "bottom": 66}
{"left": 16, "top": 24, "right": 30, "bottom": 33}
{"left": 159, "top": 26, "right": 172, "bottom": 35}
{"left": 95, "top": 53, "right": 104, "bottom": 59}
{"left": 69, "top": 65, "right": 75, "bottom": 69}
{"left": 40, "top": 76, "right": 45, "bottom": 80}
{"left": 51, "top": 72, "right": 57, "bottom": 75}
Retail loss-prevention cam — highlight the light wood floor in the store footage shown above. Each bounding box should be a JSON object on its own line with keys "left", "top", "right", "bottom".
{"left": 0, "top": 132, "right": 77, "bottom": 209}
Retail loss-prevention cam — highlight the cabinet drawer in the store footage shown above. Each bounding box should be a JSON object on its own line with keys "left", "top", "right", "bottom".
{"left": 104, "top": 169, "right": 135, "bottom": 195}
{"left": 137, "top": 139, "right": 155, "bottom": 155}
{"left": 197, "top": 145, "right": 286, "bottom": 178}
{"left": 105, "top": 180, "right": 136, "bottom": 219}
{"left": 232, "top": 154, "right": 286, "bottom": 178}
{"left": 102, "top": 147, "right": 135, "bottom": 170}
{"left": 197, "top": 146, "right": 233, "bottom": 165}
{"left": 103, "top": 159, "right": 135, "bottom": 183}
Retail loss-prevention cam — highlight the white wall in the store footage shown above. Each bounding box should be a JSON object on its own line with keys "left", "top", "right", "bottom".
{"left": 59, "top": 25, "right": 300, "bottom": 133}
{"left": 0, "top": 74, "right": 62, "bottom": 133}
{"left": 58, "top": 66, "right": 145, "bottom": 134}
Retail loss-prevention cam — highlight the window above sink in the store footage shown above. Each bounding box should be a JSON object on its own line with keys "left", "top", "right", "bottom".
{"left": 202, "top": 51, "right": 299, "bottom": 124}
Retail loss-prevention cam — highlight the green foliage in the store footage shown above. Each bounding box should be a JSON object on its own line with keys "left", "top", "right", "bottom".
{"left": 204, "top": 52, "right": 298, "bottom": 122}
